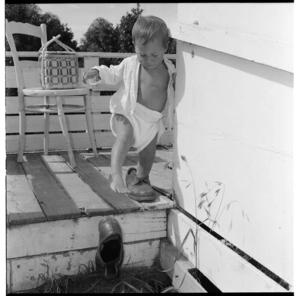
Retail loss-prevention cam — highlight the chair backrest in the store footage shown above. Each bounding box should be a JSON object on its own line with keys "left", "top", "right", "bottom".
{"left": 5, "top": 19, "right": 47, "bottom": 90}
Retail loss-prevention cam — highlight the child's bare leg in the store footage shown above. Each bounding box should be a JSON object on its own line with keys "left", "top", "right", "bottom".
{"left": 136, "top": 133, "right": 158, "bottom": 181}
{"left": 110, "top": 114, "right": 134, "bottom": 193}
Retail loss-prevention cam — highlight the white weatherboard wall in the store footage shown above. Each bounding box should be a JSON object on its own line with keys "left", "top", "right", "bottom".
{"left": 171, "top": 3, "right": 293, "bottom": 286}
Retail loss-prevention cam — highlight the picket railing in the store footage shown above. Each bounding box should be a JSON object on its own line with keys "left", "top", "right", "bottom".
{"left": 5, "top": 52, "right": 176, "bottom": 153}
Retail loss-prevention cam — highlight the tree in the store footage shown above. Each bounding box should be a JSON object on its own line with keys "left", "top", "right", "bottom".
{"left": 39, "top": 12, "right": 77, "bottom": 51}
{"left": 116, "top": 3, "right": 143, "bottom": 53}
{"left": 79, "top": 18, "right": 118, "bottom": 52}
{"left": 5, "top": 4, "right": 77, "bottom": 52}
{"left": 79, "top": 17, "right": 119, "bottom": 67}
{"left": 166, "top": 38, "right": 176, "bottom": 55}
{"left": 78, "top": 3, "right": 176, "bottom": 56}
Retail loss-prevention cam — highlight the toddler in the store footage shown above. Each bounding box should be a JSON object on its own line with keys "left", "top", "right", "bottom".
{"left": 83, "top": 16, "right": 176, "bottom": 201}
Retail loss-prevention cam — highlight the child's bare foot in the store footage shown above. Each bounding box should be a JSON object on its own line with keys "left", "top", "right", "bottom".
{"left": 109, "top": 173, "right": 130, "bottom": 193}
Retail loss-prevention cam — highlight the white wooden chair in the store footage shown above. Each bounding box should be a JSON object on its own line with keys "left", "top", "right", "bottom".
{"left": 5, "top": 19, "right": 98, "bottom": 168}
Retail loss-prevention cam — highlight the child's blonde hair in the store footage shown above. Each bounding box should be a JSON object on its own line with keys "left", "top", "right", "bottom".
{"left": 132, "top": 15, "right": 169, "bottom": 48}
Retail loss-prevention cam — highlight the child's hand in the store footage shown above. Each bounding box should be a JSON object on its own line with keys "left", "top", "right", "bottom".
{"left": 82, "top": 69, "right": 100, "bottom": 84}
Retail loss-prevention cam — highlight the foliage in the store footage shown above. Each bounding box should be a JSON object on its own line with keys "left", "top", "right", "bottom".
{"left": 116, "top": 3, "right": 144, "bottom": 54}
{"left": 40, "top": 12, "right": 77, "bottom": 51}
{"left": 79, "top": 17, "right": 120, "bottom": 67}
{"left": 5, "top": 4, "right": 78, "bottom": 52}
{"left": 167, "top": 38, "right": 176, "bottom": 54}
{"left": 79, "top": 18, "right": 119, "bottom": 53}
{"left": 180, "top": 154, "right": 250, "bottom": 231}
{"left": 29, "top": 261, "right": 175, "bottom": 293}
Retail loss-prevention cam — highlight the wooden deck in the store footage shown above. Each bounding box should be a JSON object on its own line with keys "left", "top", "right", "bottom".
{"left": 6, "top": 146, "right": 175, "bottom": 292}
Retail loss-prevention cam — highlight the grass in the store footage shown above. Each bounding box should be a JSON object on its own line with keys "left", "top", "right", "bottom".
{"left": 179, "top": 155, "right": 290, "bottom": 291}
{"left": 17, "top": 261, "right": 178, "bottom": 294}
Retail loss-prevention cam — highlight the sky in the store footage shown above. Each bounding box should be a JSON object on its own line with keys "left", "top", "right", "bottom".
{"left": 37, "top": 3, "right": 178, "bottom": 44}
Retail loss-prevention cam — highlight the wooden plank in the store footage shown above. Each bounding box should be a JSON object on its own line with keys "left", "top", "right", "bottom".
{"left": 6, "top": 51, "right": 175, "bottom": 59}
{"left": 7, "top": 210, "right": 167, "bottom": 259}
{"left": 167, "top": 209, "right": 288, "bottom": 292}
{"left": 6, "top": 66, "right": 40, "bottom": 88}
{"left": 84, "top": 145, "right": 173, "bottom": 165}
{"left": 5, "top": 126, "right": 172, "bottom": 155}
{"left": 173, "top": 260, "right": 207, "bottom": 293}
{"left": 122, "top": 239, "right": 160, "bottom": 268}
{"left": 127, "top": 153, "right": 172, "bottom": 181}
{"left": 6, "top": 113, "right": 111, "bottom": 134}
{"left": 83, "top": 56, "right": 99, "bottom": 70}
{"left": 8, "top": 21, "right": 43, "bottom": 38}
{"left": 41, "top": 154, "right": 114, "bottom": 216}
{"left": 160, "top": 238, "right": 179, "bottom": 279}
{"left": 126, "top": 148, "right": 173, "bottom": 168}
{"left": 59, "top": 151, "right": 143, "bottom": 213}
{"left": 83, "top": 79, "right": 120, "bottom": 91}
{"left": 6, "top": 132, "right": 116, "bottom": 153}
{"left": 123, "top": 152, "right": 173, "bottom": 195}
{"left": 83, "top": 151, "right": 134, "bottom": 178}
{"left": 160, "top": 239, "right": 207, "bottom": 292}
{"left": 21, "top": 154, "right": 81, "bottom": 221}
{"left": 157, "top": 130, "right": 174, "bottom": 147}
{"left": 169, "top": 21, "right": 292, "bottom": 72}
{"left": 6, "top": 154, "right": 46, "bottom": 225}
{"left": 84, "top": 149, "right": 173, "bottom": 197}
{"left": 6, "top": 260, "right": 11, "bottom": 294}
{"left": 5, "top": 95, "right": 111, "bottom": 115}
{"left": 7, "top": 212, "right": 46, "bottom": 227}
{"left": 79, "top": 151, "right": 174, "bottom": 211}
{"left": 90, "top": 95, "right": 111, "bottom": 112}
{"left": 155, "top": 147, "right": 173, "bottom": 163}
{"left": 8, "top": 238, "right": 161, "bottom": 293}
{"left": 160, "top": 238, "right": 187, "bottom": 280}
{"left": 140, "top": 195, "right": 175, "bottom": 211}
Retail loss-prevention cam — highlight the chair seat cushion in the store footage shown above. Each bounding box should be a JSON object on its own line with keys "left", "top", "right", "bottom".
{"left": 23, "top": 87, "right": 89, "bottom": 96}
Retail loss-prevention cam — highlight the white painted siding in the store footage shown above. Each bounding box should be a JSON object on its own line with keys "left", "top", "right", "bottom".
{"left": 172, "top": 3, "right": 293, "bottom": 286}
{"left": 177, "top": 3, "right": 293, "bottom": 44}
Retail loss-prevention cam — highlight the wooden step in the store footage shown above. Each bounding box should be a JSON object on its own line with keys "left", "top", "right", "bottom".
{"left": 16, "top": 154, "right": 81, "bottom": 222}
{"left": 6, "top": 148, "right": 174, "bottom": 226}
{"left": 7, "top": 210, "right": 167, "bottom": 292}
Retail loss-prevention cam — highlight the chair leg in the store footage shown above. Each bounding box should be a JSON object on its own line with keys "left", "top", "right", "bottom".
{"left": 84, "top": 94, "right": 98, "bottom": 157}
{"left": 17, "top": 110, "right": 26, "bottom": 162}
{"left": 44, "top": 96, "right": 50, "bottom": 155}
{"left": 56, "top": 95, "right": 76, "bottom": 168}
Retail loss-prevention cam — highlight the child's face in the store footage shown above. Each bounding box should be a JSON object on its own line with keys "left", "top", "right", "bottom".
{"left": 134, "top": 37, "right": 167, "bottom": 70}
